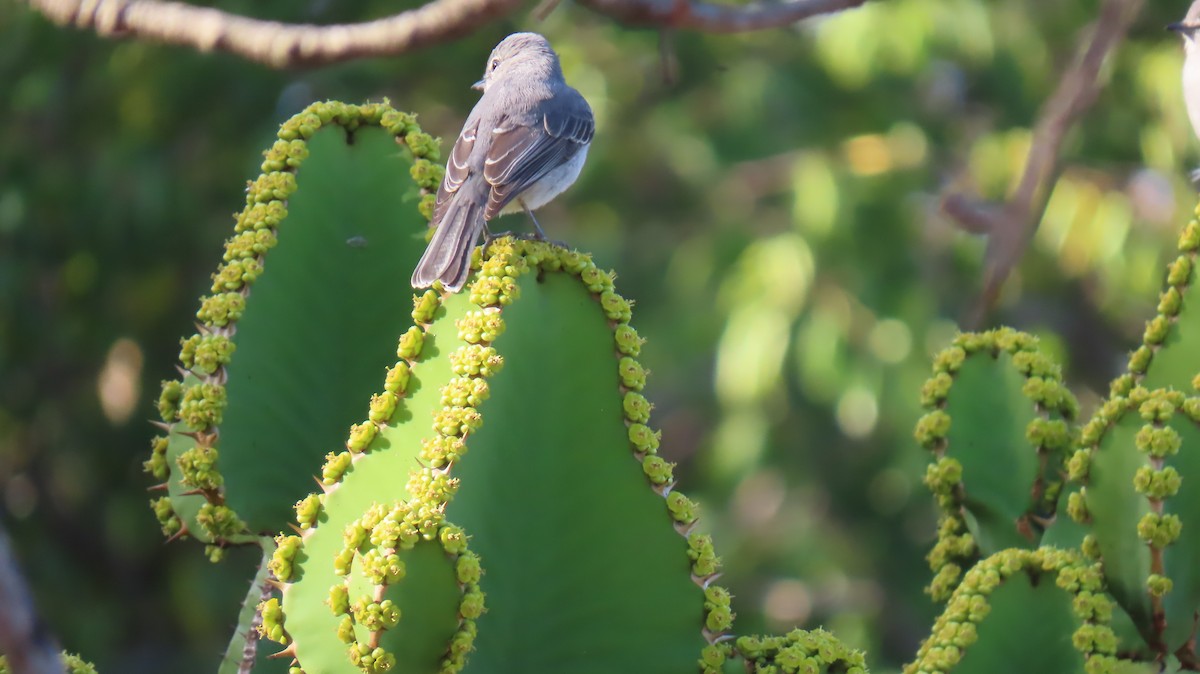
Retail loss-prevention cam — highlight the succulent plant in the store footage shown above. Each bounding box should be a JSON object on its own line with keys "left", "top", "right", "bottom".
{"left": 129, "top": 100, "right": 1200, "bottom": 674}
{"left": 908, "top": 217, "right": 1200, "bottom": 672}
{"left": 142, "top": 101, "right": 865, "bottom": 674}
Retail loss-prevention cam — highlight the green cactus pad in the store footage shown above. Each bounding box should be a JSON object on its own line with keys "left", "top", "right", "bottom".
{"left": 1076, "top": 388, "right": 1200, "bottom": 654}
{"left": 1122, "top": 220, "right": 1200, "bottom": 394}
{"left": 916, "top": 329, "right": 1078, "bottom": 600}
{"left": 903, "top": 548, "right": 1123, "bottom": 674}
{"left": 218, "top": 537, "right": 290, "bottom": 674}
{"left": 273, "top": 240, "right": 717, "bottom": 673}
{"left": 148, "top": 101, "right": 439, "bottom": 550}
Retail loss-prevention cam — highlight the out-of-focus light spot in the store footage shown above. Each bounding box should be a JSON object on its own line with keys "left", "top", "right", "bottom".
{"left": 791, "top": 153, "right": 839, "bottom": 238}
{"left": 0, "top": 188, "right": 25, "bottom": 235}
{"left": 888, "top": 122, "right": 928, "bottom": 169}
{"left": 867, "top": 468, "right": 911, "bottom": 516}
{"left": 62, "top": 252, "right": 98, "bottom": 297}
{"left": 763, "top": 579, "right": 813, "bottom": 626}
{"left": 843, "top": 134, "right": 891, "bottom": 176}
{"left": 842, "top": 125, "right": 927, "bottom": 178}
{"left": 732, "top": 470, "right": 787, "bottom": 528}
{"left": 712, "top": 410, "right": 769, "bottom": 477}
{"left": 836, "top": 386, "right": 878, "bottom": 440}
{"left": 716, "top": 305, "right": 789, "bottom": 406}
{"left": 98, "top": 338, "right": 144, "bottom": 425}
{"left": 815, "top": 7, "right": 877, "bottom": 90}
{"left": 795, "top": 313, "right": 845, "bottom": 403}
{"left": 664, "top": 133, "right": 717, "bottom": 182}
{"left": 5, "top": 474, "right": 37, "bottom": 519}
{"left": 666, "top": 236, "right": 715, "bottom": 303}
{"left": 969, "top": 129, "right": 1032, "bottom": 200}
{"left": 1039, "top": 177, "right": 1132, "bottom": 277}
{"left": 868, "top": 318, "right": 912, "bottom": 364}
{"left": 718, "top": 234, "right": 815, "bottom": 315}
{"left": 1139, "top": 124, "right": 1176, "bottom": 174}
{"left": 919, "top": 60, "right": 966, "bottom": 113}
{"left": 1126, "top": 168, "right": 1176, "bottom": 227}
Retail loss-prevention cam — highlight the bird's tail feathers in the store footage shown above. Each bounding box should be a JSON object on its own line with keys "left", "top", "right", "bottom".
{"left": 411, "top": 198, "right": 486, "bottom": 292}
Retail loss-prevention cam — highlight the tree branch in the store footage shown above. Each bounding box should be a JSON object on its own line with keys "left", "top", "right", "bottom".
{"left": 0, "top": 520, "right": 63, "bottom": 674}
{"left": 941, "top": 0, "right": 1146, "bottom": 325}
{"left": 577, "top": 0, "right": 867, "bottom": 32}
{"left": 19, "top": 0, "right": 521, "bottom": 68}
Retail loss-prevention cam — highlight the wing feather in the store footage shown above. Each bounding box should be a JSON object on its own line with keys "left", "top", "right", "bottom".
{"left": 481, "top": 94, "right": 593, "bottom": 219}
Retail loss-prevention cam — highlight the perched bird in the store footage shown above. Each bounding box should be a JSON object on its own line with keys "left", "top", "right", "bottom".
{"left": 1171, "top": 2, "right": 1200, "bottom": 180}
{"left": 411, "top": 33, "right": 595, "bottom": 292}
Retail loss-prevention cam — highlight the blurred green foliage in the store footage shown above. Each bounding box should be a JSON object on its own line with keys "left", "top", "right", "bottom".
{"left": 0, "top": 0, "right": 1197, "bottom": 671}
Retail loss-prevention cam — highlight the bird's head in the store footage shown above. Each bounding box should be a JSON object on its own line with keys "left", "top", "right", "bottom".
{"left": 473, "top": 33, "right": 563, "bottom": 92}
{"left": 1169, "top": 1, "right": 1200, "bottom": 48}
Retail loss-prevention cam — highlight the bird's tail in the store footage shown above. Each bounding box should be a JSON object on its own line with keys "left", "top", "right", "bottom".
{"left": 411, "top": 198, "right": 485, "bottom": 292}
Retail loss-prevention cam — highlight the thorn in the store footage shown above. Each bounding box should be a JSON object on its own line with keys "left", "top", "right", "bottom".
{"left": 149, "top": 420, "right": 173, "bottom": 432}
{"left": 175, "top": 365, "right": 191, "bottom": 378}
{"left": 269, "top": 644, "right": 297, "bottom": 660}
{"left": 288, "top": 523, "right": 304, "bottom": 535}
{"left": 147, "top": 483, "right": 169, "bottom": 492}
{"left": 166, "top": 525, "right": 190, "bottom": 543}
{"left": 263, "top": 578, "right": 286, "bottom": 591}
{"left": 313, "top": 475, "right": 333, "bottom": 494}
{"left": 673, "top": 520, "right": 697, "bottom": 536}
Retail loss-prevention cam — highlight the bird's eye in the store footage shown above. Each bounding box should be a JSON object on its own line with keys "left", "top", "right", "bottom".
{"left": 491, "top": 59, "right": 500, "bottom": 71}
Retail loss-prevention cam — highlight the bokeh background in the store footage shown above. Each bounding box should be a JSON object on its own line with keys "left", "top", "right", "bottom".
{"left": 0, "top": 0, "right": 1196, "bottom": 671}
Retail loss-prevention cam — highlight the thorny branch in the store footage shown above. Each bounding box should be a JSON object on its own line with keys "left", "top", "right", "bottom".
{"left": 942, "top": 0, "right": 1146, "bottom": 326}
{"left": 17, "top": 0, "right": 868, "bottom": 68}
{"left": 575, "top": 0, "right": 867, "bottom": 32}
{"left": 20, "top": 0, "right": 522, "bottom": 68}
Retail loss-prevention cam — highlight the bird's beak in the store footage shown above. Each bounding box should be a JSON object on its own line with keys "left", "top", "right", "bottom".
{"left": 1168, "top": 21, "right": 1186, "bottom": 33}
{"left": 471, "top": 79, "right": 485, "bottom": 91}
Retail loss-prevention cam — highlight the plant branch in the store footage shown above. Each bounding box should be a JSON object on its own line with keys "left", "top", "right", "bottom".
{"left": 577, "top": 0, "right": 868, "bottom": 32}
{"left": 19, "top": 0, "right": 870, "bottom": 66}
{"left": 942, "top": 0, "right": 1146, "bottom": 325}
{"left": 0, "top": 520, "right": 63, "bottom": 674}
{"left": 18, "top": 0, "right": 521, "bottom": 68}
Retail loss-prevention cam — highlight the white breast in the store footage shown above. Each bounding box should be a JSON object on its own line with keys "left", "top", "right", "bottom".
{"left": 500, "top": 146, "right": 589, "bottom": 216}
{"left": 1185, "top": 43, "right": 1200, "bottom": 142}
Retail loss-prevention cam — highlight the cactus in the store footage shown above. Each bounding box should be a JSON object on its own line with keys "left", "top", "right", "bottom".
{"left": 134, "top": 99, "right": 1200, "bottom": 674}
{"left": 146, "top": 100, "right": 442, "bottom": 561}
{"left": 143, "top": 101, "right": 864, "bottom": 674}
{"left": 907, "top": 215, "right": 1200, "bottom": 671}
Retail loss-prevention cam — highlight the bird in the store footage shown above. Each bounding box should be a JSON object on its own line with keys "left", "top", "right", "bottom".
{"left": 1170, "top": 2, "right": 1200, "bottom": 181}
{"left": 411, "top": 33, "right": 595, "bottom": 292}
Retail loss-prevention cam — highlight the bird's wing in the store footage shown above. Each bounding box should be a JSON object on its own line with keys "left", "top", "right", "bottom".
{"left": 432, "top": 116, "right": 480, "bottom": 225}
{"left": 482, "top": 94, "right": 594, "bottom": 220}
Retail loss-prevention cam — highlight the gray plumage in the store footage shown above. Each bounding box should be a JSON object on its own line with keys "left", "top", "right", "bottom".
{"left": 411, "top": 33, "right": 594, "bottom": 292}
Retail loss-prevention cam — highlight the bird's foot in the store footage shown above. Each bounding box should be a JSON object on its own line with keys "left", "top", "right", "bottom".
{"left": 513, "top": 231, "right": 570, "bottom": 249}
{"left": 482, "top": 230, "right": 517, "bottom": 247}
